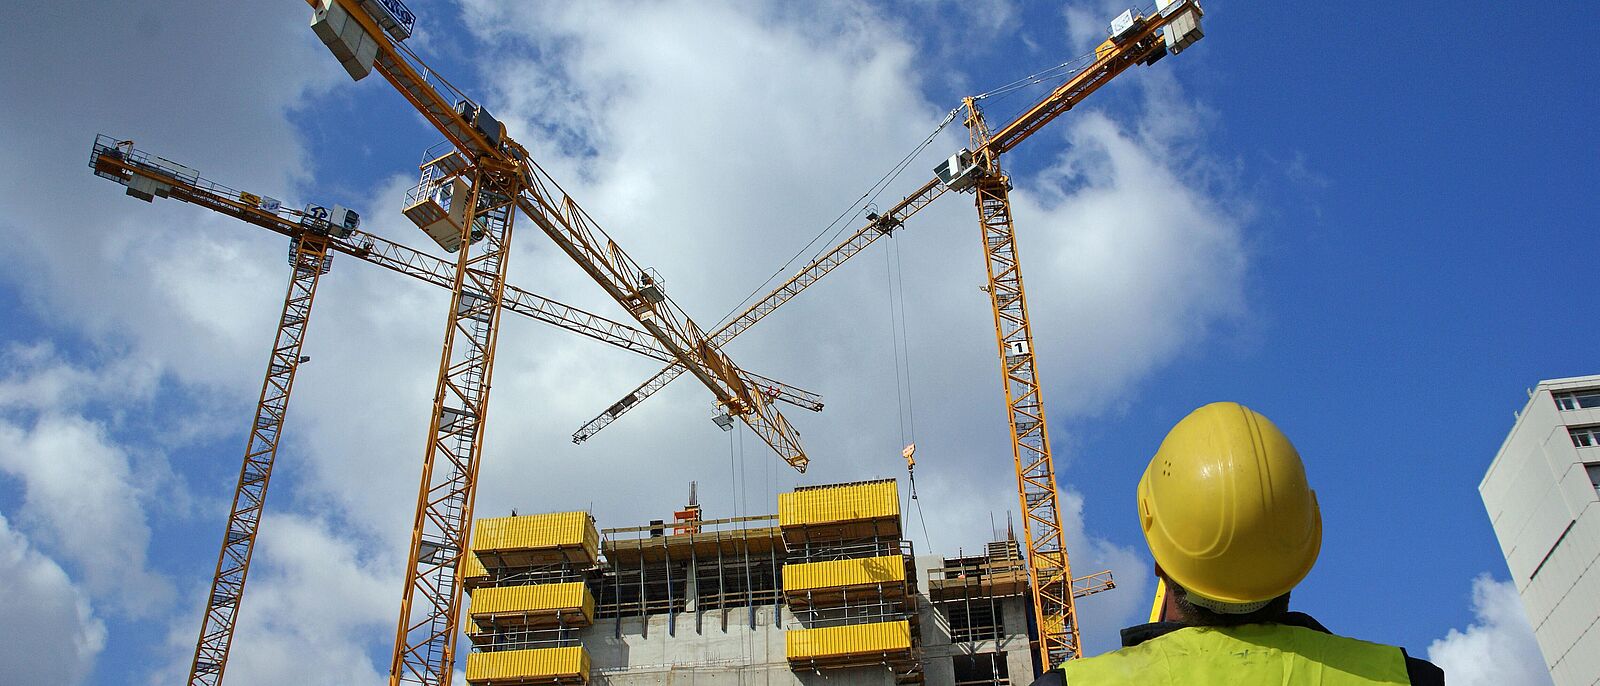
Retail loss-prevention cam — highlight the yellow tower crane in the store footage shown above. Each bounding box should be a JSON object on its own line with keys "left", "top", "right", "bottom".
{"left": 295, "top": 1, "right": 821, "bottom": 683}
{"left": 88, "top": 136, "right": 821, "bottom": 686}
{"left": 576, "top": 2, "right": 1205, "bottom": 670}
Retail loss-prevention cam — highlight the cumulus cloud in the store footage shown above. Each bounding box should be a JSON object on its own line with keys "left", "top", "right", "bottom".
{"left": 0, "top": 511, "right": 107, "bottom": 685}
{"left": 1427, "top": 574, "right": 1553, "bottom": 686}
{"left": 0, "top": 1, "right": 339, "bottom": 395}
{"left": 146, "top": 514, "right": 398, "bottom": 685}
{"left": 1014, "top": 108, "right": 1246, "bottom": 417}
{"left": 0, "top": 347, "right": 174, "bottom": 617}
{"left": 166, "top": 514, "right": 397, "bottom": 686}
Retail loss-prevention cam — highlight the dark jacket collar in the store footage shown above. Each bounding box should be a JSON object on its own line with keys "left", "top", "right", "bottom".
{"left": 1119, "top": 611, "right": 1331, "bottom": 647}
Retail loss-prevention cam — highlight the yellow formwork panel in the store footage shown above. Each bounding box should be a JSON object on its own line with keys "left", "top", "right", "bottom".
{"left": 473, "top": 511, "right": 599, "bottom": 565}
{"left": 461, "top": 552, "right": 488, "bottom": 590}
{"left": 466, "top": 646, "right": 590, "bottom": 685}
{"left": 783, "top": 555, "right": 905, "bottom": 593}
{"left": 778, "top": 481, "right": 899, "bottom": 529}
{"left": 470, "top": 582, "right": 596, "bottom": 627}
{"left": 786, "top": 620, "right": 912, "bottom": 661}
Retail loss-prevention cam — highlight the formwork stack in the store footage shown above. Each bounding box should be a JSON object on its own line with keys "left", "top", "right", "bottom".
{"left": 462, "top": 511, "right": 602, "bottom": 686}
{"left": 778, "top": 480, "right": 923, "bottom": 684}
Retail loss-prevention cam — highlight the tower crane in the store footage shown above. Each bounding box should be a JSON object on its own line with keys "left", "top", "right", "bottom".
{"left": 574, "top": 1, "right": 1206, "bottom": 670}
{"left": 296, "top": 1, "right": 819, "bottom": 683}
{"left": 88, "top": 137, "right": 821, "bottom": 686}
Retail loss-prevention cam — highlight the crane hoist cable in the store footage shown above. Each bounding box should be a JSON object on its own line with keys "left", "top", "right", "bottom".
{"left": 712, "top": 107, "right": 962, "bottom": 330}
{"left": 883, "top": 236, "right": 934, "bottom": 552}
{"left": 884, "top": 238, "right": 916, "bottom": 452}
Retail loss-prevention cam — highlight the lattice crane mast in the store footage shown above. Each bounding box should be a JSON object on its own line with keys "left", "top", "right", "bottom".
{"left": 87, "top": 137, "right": 822, "bottom": 686}
{"left": 572, "top": 1, "right": 1205, "bottom": 670}
{"left": 298, "top": 1, "right": 817, "bottom": 683}
{"left": 953, "top": 6, "right": 1202, "bottom": 667}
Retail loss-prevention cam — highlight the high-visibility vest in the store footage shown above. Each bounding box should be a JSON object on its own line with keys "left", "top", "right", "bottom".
{"left": 1061, "top": 623, "right": 1411, "bottom": 685}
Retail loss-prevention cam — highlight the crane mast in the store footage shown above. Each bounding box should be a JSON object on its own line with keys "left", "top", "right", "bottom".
{"left": 942, "top": 4, "right": 1203, "bottom": 668}
{"left": 188, "top": 232, "right": 329, "bottom": 685}
{"left": 965, "top": 98, "right": 1080, "bottom": 666}
{"left": 391, "top": 157, "right": 519, "bottom": 685}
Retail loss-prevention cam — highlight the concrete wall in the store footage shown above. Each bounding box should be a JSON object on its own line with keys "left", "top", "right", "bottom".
{"left": 580, "top": 605, "right": 897, "bottom": 686}
{"left": 1480, "top": 375, "right": 1600, "bottom": 686}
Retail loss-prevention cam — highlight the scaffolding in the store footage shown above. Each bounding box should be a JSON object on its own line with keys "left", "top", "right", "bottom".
{"left": 595, "top": 514, "right": 786, "bottom": 633}
{"left": 926, "top": 540, "right": 1028, "bottom": 686}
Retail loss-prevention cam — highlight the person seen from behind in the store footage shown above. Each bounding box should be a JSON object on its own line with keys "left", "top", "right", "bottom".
{"left": 1032, "top": 402, "right": 1445, "bottom": 685}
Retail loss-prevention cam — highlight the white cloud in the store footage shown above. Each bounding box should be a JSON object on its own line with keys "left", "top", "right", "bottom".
{"left": 1057, "top": 490, "right": 1151, "bottom": 653}
{"left": 0, "top": 348, "right": 175, "bottom": 617}
{"left": 0, "top": 1, "right": 340, "bottom": 395}
{"left": 0, "top": 343, "right": 156, "bottom": 413}
{"left": 1013, "top": 108, "right": 1247, "bottom": 418}
{"left": 1063, "top": 1, "right": 1127, "bottom": 54}
{"left": 1427, "top": 574, "right": 1553, "bottom": 686}
{"left": 0, "top": 511, "right": 107, "bottom": 685}
{"left": 148, "top": 514, "right": 397, "bottom": 685}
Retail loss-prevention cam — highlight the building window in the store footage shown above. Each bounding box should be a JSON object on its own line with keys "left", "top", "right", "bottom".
{"left": 1588, "top": 463, "right": 1600, "bottom": 495}
{"left": 1554, "top": 390, "right": 1600, "bottom": 411}
{"left": 1571, "top": 426, "right": 1600, "bottom": 448}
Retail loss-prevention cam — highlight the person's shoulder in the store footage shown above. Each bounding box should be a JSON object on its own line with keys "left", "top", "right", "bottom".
{"left": 1282, "top": 612, "right": 1443, "bottom": 686}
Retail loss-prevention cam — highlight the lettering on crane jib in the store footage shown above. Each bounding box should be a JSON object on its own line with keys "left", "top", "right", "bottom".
{"left": 376, "top": 0, "right": 416, "bottom": 34}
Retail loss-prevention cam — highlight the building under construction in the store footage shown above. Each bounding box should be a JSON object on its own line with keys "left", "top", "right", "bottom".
{"left": 458, "top": 479, "right": 1109, "bottom": 686}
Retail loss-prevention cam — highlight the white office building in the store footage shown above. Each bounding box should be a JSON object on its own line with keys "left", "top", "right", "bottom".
{"left": 1481, "top": 375, "right": 1600, "bottom": 686}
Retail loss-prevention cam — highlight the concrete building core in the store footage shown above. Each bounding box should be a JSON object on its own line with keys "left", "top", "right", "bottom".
{"left": 1481, "top": 374, "right": 1600, "bottom": 686}
{"left": 458, "top": 479, "right": 1056, "bottom": 686}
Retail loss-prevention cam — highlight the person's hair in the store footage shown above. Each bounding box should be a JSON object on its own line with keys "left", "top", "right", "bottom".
{"left": 1168, "top": 578, "right": 1291, "bottom": 627}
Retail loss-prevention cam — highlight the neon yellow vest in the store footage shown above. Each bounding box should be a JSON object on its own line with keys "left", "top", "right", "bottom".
{"left": 1061, "top": 624, "right": 1410, "bottom": 685}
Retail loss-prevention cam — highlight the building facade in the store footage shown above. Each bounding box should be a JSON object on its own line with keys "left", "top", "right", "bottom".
{"left": 1481, "top": 374, "right": 1600, "bottom": 686}
{"left": 456, "top": 479, "right": 1081, "bottom": 686}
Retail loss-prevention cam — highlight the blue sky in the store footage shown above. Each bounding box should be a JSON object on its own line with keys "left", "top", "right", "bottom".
{"left": 0, "top": 1, "right": 1591, "bottom": 684}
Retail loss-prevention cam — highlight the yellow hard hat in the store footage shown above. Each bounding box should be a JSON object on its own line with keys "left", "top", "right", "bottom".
{"left": 1137, "top": 402, "right": 1321, "bottom": 609}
